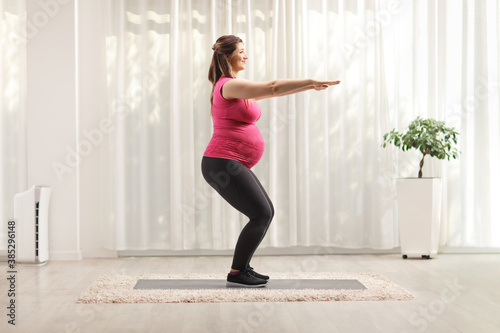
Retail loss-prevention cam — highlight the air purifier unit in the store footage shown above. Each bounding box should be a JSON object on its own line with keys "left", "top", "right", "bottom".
{"left": 13, "top": 185, "right": 51, "bottom": 264}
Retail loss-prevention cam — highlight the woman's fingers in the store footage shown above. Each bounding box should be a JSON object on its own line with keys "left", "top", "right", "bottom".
{"left": 312, "top": 80, "right": 341, "bottom": 90}
{"left": 315, "top": 81, "right": 340, "bottom": 90}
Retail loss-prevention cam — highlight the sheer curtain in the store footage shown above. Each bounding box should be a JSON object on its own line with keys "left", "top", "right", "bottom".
{"left": 0, "top": 0, "right": 26, "bottom": 255}
{"left": 101, "top": 0, "right": 500, "bottom": 252}
{"left": 384, "top": 0, "right": 500, "bottom": 248}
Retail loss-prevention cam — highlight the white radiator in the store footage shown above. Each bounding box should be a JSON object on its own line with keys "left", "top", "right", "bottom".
{"left": 13, "top": 185, "right": 51, "bottom": 264}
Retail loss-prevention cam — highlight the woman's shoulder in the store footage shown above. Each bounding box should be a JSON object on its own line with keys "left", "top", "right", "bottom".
{"left": 214, "top": 77, "right": 235, "bottom": 103}
{"left": 217, "top": 76, "right": 233, "bottom": 84}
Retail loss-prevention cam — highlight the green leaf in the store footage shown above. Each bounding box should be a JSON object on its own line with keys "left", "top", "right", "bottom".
{"left": 380, "top": 116, "right": 461, "bottom": 173}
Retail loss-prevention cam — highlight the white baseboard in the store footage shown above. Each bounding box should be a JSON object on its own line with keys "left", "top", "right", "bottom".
{"left": 81, "top": 249, "right": 118, "bottom": 258}
{"left": 118, "top": 246, "right": 402, "bottom": 257}
{"left": 48, "top": 250, "right": 83, "bottom": 261}
{"left": 439, "top": 246, "right": 500, "bottom": 254}
{"left": 2, "top": 246, "right": 497, "bottom": 262}
{"left": 117, "top": 246, "right": 500, "bottom": 257}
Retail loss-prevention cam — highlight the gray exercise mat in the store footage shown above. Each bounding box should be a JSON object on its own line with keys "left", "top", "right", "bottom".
{"left": 134, "top": 279, "right": 366, "bottom": 290}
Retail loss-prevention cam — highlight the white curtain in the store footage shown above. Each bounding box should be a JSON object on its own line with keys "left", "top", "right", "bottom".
{"left": 385, "top": 0, "right": 500, "bottom": 248}
{"left": 101, "top": 0, "right": 500, "bottom": 252}
{"left": 0, "top": 0, "right": 27, "bottom": 254}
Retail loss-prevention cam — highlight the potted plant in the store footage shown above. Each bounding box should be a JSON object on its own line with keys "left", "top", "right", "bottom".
{"left": 382, "top": 116, "right": 460, "bottom": 259}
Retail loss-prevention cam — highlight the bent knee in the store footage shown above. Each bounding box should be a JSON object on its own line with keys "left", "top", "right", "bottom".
{"left": 251, "top": 208, "right": 273, "bottom": 226}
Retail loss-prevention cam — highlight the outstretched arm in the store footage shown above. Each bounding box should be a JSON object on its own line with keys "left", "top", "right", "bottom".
{"left": 222, "top": 78, "right": 340, "bottom": 101}
{"left": 256, "top": 84, "right": 327, "bottom": 100}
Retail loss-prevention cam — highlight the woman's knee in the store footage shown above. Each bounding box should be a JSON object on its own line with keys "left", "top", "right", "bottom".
{"left": 252, "top": 205, "right": 273, "bottom": 226}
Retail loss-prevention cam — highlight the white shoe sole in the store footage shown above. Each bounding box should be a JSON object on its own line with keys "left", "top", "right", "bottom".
{"left": 226, "top": 281, "right": 267, "bottom": 288}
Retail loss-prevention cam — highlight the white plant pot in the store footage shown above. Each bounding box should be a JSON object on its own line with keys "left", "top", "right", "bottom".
{"left": 397, "top": 178, "right": 442, "bottom": 259}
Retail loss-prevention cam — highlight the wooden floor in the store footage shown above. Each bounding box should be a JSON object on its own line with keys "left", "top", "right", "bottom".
{"left": 1, "top": 253, "right": 499, "bottom": 333}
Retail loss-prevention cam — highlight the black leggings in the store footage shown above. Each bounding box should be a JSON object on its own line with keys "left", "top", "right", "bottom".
{"left": 201, "top": 156, "right": 274, "bottom": 270}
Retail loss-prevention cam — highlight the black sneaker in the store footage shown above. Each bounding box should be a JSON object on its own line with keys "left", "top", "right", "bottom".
{"left": 226, "top": 268, "right": 268, "bottom": 288}
{"left": 247, "top": 266, "right": 270, "bottom": 280}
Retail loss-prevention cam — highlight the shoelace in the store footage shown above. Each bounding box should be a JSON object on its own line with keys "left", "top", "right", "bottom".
{"left": 240, "top": 269, "right": 252, "bottom": 277}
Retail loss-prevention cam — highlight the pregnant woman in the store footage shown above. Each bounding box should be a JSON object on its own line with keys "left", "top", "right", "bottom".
{"left": 201, "top": 35, "right": 340, "bottom": 287}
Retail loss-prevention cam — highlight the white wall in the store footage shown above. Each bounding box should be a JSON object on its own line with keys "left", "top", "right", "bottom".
{"left": 26, "top": 0, "right": 81, "bottom": 260}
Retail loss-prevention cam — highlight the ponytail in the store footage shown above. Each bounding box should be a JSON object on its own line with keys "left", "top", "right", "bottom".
{"left": 208, "top": 35, "right": 243, "bottom": 115}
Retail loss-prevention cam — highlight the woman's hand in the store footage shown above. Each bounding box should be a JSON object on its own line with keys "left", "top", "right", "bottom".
{"left": 312, "top": 80, "right": 341, "bottom": 91}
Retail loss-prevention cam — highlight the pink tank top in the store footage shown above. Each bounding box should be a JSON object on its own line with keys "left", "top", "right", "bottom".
{"left": 203, "top": 77, "right": 265, "bottom": 169}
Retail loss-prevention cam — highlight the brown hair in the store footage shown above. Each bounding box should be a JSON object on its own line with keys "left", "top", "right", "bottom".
{"left": 208, "top": 35, "right": 243, "bottom": 114}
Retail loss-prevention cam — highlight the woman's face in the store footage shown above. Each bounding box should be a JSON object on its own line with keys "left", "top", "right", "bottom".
{"left": 229, "top": 42, "right": 248, "bottom": 75}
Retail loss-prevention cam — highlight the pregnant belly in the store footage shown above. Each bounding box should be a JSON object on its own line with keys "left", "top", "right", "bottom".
{"left": 204, "top": 126, "right": 265, "bottom": 169}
